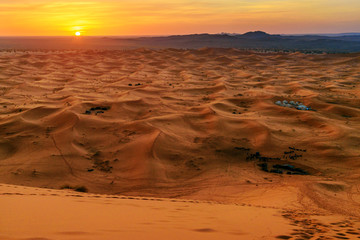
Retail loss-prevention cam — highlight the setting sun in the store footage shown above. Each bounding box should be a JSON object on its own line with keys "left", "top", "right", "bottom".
{"left": 75, "top": 31, "right": 81, "bottom": 36}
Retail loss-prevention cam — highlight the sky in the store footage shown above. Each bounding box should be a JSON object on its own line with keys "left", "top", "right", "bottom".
{"left": 1, "top": 0, "right": 360, "bottom": 36}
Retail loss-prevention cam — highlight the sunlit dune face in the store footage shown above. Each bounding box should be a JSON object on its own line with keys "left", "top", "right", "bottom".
{"left": 75, "top": 31, "right": 81, "bottom": 36}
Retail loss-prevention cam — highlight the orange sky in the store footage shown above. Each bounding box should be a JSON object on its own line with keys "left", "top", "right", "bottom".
{"left": 1, "top": 0, "right": 360, "bottom": 36}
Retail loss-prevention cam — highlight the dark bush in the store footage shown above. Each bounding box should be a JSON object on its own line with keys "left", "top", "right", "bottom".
{"left": 74, "top": 186, "right": 88, "bottom": 192}
{"left": 60, "top": 184, "right": 88, "bottom": 192}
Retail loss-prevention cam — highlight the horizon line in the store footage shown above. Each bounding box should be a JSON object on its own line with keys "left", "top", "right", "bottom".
{"left": 1, "top": 31, "right": 360, "bottom": 38}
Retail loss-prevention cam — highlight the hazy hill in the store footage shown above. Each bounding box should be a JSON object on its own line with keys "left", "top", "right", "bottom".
{"left": 1, "top": 31, "right": 360, "bottom": 52}
{"left": 130, "top": 31, "right": 360, "bottom": 52}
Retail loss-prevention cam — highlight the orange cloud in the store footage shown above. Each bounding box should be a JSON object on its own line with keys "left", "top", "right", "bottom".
{"left": 1, "top": 0, "right": 359, "bottom": 35}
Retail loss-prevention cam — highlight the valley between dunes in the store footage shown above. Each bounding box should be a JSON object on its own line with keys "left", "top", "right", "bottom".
{"left": 0, "top": 48, "right": 360, "bottom": 239}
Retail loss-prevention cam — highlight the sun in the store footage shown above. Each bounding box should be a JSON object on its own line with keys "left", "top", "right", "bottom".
{"left": 75, "top": 31, "right": 81, "bottom": 36}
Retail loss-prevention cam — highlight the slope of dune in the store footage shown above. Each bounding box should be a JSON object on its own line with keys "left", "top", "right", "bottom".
{"left": 0, "top": 49, "right": 360, "bottom": 238}
{"left": 0, "top": 183, "right": 298, "bottom": 240}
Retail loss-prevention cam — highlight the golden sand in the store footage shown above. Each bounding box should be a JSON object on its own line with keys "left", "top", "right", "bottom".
{"left": 0, "top": 49, "right": 360, "bottom": 239}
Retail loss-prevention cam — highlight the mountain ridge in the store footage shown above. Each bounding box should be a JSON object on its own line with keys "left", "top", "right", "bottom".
{"left": 1, "top": 31, "right": 360, "bottom": 52}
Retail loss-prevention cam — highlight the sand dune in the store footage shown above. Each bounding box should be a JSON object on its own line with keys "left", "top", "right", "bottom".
{"left": 1, "top": 183, "right": 360, "bottom": 240}
{"left": 1, "top": 49, "right": 360, "bottom": 238}
{"left": 0, "top": 184, "right": 295, "bottom": 240}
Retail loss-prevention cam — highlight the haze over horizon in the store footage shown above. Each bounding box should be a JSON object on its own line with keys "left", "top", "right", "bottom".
{"left": 1, "top": 0, "right": 360, "bottom": 36}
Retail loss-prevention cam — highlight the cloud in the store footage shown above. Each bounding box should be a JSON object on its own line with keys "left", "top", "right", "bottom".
{"left": 1, "top": 0, "right": 360, "bottom": 35}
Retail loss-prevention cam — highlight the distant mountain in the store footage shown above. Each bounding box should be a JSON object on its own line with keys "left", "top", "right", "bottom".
{"left": 1, "top": 31, "right": 360, "bottom": 52}
{"left": 125, "top": 31, "right": 360, "bottom": 53}
{"left": 241, "top": 31, "right": 275, "bottom": 38}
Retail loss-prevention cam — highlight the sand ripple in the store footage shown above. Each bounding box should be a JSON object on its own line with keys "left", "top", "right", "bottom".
{"left": 0, "top": 49, "right": 360, "bottom": 217}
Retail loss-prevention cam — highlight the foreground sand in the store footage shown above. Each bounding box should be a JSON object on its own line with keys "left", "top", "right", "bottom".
{"left": 1, "top": 183, "right": 360, "bottom": 240}
{"left": 0, "top": 184, "right": 294, "bottom": 240}
{"left": 0, "top": 49, "right": 360, "bottom": 239}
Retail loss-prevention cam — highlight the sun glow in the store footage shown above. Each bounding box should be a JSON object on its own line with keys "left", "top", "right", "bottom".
{"left": 75, "top": 31, "right": 81, "bottom": 36}
{"left": 0, "top": 0, "right": 359, "bottom": 35}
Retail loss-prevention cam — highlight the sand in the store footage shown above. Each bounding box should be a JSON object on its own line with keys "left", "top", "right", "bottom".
{"left": 0, "top": 183, "right": 295, "bottom": 240}
{"left": 0, "top": 48, "right": 360, "bottom": 239}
